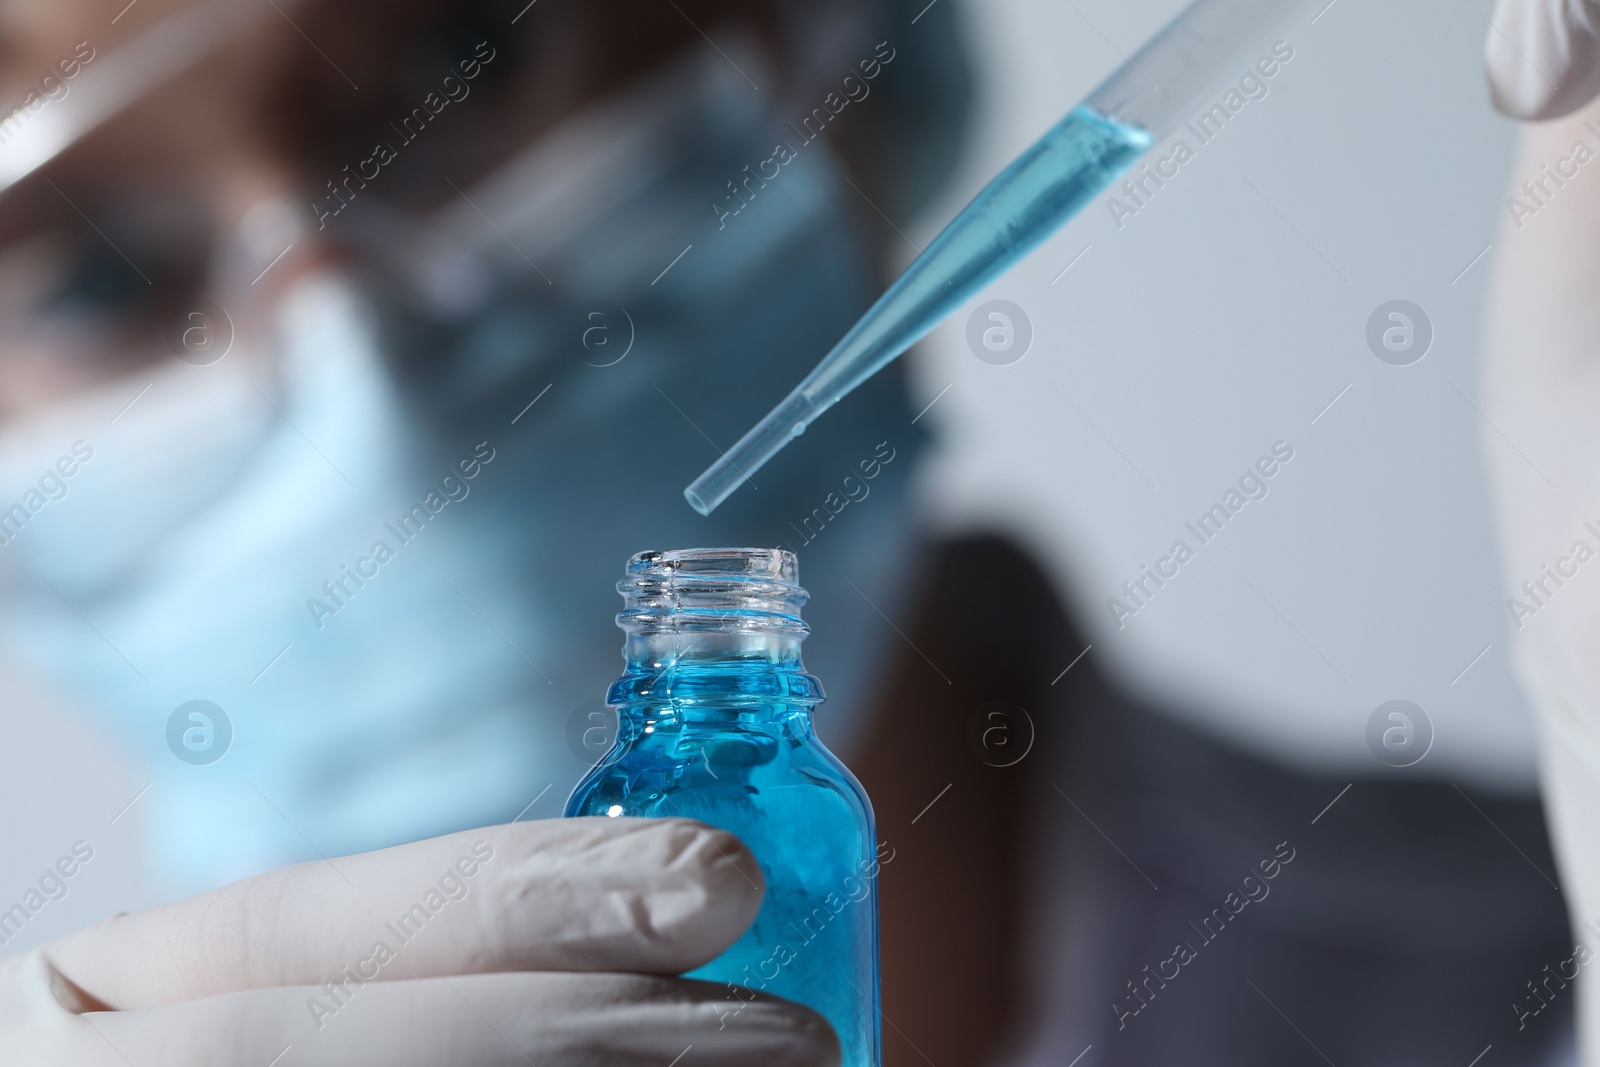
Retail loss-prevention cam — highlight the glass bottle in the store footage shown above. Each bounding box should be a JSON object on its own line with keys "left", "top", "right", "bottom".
{"left": 566, "top": 547, "right": 882, "bottom": 1067}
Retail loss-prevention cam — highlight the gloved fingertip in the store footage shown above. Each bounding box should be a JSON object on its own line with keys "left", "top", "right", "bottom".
{"left": 693, "top": 994, "right": 843, "bottom": 1067}
{"left": 538, "top": 817, "right": 766, "bottom": 972}
{"left": 1485, "top": 0, "right": 1600, "bottom": 120}
{"left": 1487, "top": 52, "right": 1566, "bottom": 120}
{"left": 671, "top": 819, "right": 765, "bottom": 894}
{"left": 639, "top": 817, "right": 767, "bottom": 944}
{"left": 606, "top": 816, "right": 764, "bottom": 898}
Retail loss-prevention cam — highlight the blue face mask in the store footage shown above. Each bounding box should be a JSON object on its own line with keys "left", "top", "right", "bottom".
{"left": 0, "top": 47, "right": 921, "bottom": 894}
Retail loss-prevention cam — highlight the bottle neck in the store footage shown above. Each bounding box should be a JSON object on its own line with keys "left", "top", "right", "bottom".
{"left": 623, "top": 628, "right": 805, "bottom": 671}
{"left": 611, "top": 548, "right": 824, "bottom": 725}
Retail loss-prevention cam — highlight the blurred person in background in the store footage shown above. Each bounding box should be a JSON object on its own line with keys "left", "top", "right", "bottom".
{"left": 0, "top": 0, "right": 966, "bottom": 887}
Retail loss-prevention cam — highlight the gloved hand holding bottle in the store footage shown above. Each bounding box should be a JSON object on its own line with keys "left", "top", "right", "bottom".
{"left": 567, "top": 548, "right": 884, "bottom": 1067}
{"left": 0, "top": 819, "right": 838, "bottom": 1066}
{"left": 1483, "top": 0, "right": 1600, "bottom": 1056}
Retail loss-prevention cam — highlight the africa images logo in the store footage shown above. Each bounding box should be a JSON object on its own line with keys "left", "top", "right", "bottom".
{"left": 166, "top": 700, "right": 233, "bottom": 766}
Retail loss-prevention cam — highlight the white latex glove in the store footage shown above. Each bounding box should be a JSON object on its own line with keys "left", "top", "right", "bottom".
{"left": 1487, "top": 0, "right": 1600, "bottom": 118}
{"left": 1481, "top": 78, "right": 1600, "bottom": 1057}
{"left": 0, "top": 818, "right": 838, "bottom": 1066}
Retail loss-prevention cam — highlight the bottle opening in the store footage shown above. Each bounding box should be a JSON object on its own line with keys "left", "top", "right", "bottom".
{"left": 619, "top": 547, "right": 809, "bottom": 637}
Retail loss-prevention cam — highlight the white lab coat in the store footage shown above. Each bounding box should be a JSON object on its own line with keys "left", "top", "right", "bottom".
{"left": 1483, "top": 96, "right": 1600, "bottom": 1062}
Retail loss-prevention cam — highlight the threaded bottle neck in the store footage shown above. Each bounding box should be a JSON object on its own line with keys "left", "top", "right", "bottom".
{"left": 612, "top": 547, "right": 823, "bottom": 717}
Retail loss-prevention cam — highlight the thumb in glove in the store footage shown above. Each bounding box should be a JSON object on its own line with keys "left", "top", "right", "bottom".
{"left": 1487, "top": 0, "right": 1600, "bottom": 118}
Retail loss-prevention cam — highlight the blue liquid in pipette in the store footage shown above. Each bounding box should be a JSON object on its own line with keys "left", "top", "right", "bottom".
{"left": 812, "top": 105, "right": 1153, "bottom": 404}
{"left": 684, "top": 107, "right": 1152, "bottom": 515}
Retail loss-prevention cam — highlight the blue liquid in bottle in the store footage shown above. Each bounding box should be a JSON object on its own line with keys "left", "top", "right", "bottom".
{"left": 566, "top": 548, "right": 881, "bottom": 1067}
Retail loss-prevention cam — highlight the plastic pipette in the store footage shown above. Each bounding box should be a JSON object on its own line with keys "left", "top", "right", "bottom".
{"left": 685, "top": 0, "right": 1316, "bottom": 515}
